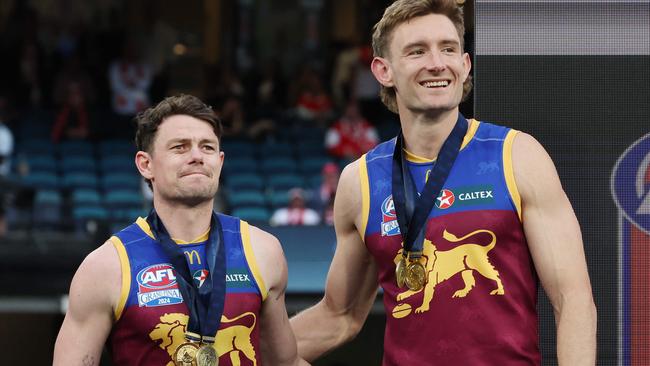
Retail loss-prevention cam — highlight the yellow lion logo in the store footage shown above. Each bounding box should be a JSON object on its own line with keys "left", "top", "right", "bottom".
{"left": 149, "top": 312, "right": 258, "bottom": 366}
{"left": 392, "top": 229, "right": 505, "bottom": 318}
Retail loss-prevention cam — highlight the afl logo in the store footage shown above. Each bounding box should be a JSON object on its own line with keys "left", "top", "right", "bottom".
{"left": 435, "top": 189, "right": 455, "bottom": 209}
{"left": 382, "top": 195, "right": 396, "bottom": 218}
{"left": 381, "top": 195, "right": 400, "bottom": 236}
{"left": 611, "top": 132, "right": 650, "bottom": 233}
{"left": 137, "top": 264, "right": 178, "bottom": 289}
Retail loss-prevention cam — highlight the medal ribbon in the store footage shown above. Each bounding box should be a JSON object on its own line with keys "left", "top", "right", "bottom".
{"left": 392, "top": 114, "right": 468, "bottom": 257}
{"left": 147, "top": 210, "right": 226, "bottom": 342}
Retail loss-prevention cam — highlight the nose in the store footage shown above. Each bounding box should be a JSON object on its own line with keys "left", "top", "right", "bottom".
{"left": 425, "top": 51, "right": 446, "bottom": 73}
{"left": 188, "top": 145, "right": 204, "bottom": 163}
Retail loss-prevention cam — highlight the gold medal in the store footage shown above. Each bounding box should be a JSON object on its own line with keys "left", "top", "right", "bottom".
{"left": 395, "top": 257, "right": 406, "bottom": 288}
{"left": 174, "top": 342, "right": 199, "bottom": 366}
{"left": 405, "top": 261, "right": 426, "bottom": 291}
{"left": 196, "top": 344, "right": 218, "bottom": 366}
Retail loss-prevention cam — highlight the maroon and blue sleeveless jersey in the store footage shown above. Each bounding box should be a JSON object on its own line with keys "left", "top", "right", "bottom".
{"left": 360, "top": 119, "right": 540, "bottom": 365}
{"left": 108, "top": 214, "right": 266, "bottom": 366}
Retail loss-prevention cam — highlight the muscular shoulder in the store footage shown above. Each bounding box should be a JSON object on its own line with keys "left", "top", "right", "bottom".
{"left": 68, "top": 239, "right": 122, "bottom": 319}
{"left": 511, "top": 132, "right": 563, "bottom": 203}
{"left": 247, "top": 226, "right": 288, "bottom": 295}
{"left": 335, "top": 158, "right": 363, "bottom": 227}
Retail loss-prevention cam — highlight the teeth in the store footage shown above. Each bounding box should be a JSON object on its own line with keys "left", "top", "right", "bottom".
{"left": 422, "top": 80, "right": 449, "bottom": 88}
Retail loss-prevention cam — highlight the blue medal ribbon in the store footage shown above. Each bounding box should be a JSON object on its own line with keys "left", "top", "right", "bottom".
{"left": 391, "top": 114, "right": 468, "bottom": 257}
{"left": 146, "top": 209, "right": 226, "bottom": 342}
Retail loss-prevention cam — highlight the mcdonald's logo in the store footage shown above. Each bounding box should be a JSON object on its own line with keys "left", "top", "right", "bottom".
{"left": 183, "top": 250, "right": 201, "bottom": 265}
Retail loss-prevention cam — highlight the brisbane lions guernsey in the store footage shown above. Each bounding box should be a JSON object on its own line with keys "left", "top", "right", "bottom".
{"left": 108, "top": 214, "right": 266, "bottom": 366}
{"left": 361, "top": 119, "right": 540, "bottom": 365}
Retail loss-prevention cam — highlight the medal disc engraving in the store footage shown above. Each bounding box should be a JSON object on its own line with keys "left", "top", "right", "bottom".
{"left": 174, "top": 342, "right": 199, "bottom": 366}
{"left": 196, "top": 344, "right": 218, "bottom": 366}
{"left": 405, "top": 261, "right": 426, "bottom": 291}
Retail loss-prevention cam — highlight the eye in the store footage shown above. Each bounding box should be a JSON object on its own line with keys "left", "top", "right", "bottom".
{"left": 409, "top": 49, "right": 425, "bottom": 56}
{"left": 202, "top": 145, "right": 217, "bottom": 152}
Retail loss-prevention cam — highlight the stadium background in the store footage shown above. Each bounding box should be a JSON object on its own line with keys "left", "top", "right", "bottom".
{"left": 0, "top": 0, "right": 648, "bottom": 365}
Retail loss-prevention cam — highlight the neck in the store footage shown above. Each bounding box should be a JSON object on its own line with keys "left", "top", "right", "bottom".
{"left": 152, "top": 197, "right": 214, "bottom": 242}
{"left": 399, "top": 108, "right": 459, "bottom": 160}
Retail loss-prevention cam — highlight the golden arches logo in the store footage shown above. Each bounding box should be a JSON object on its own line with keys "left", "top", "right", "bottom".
{"left": 149, "top": 312, "right": 258, "bottom": 366}
{"left": 183, "top": 250, "right": 201, "bottom": 265}
{"left": 391, "top": 228, "right": 505, "bottom": 319}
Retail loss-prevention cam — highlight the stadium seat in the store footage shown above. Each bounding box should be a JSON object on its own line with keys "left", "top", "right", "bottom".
{"left": 256, "top": 142, "right": 294, "bottom": 157}
{"left": 60, "top": 156, "right": 97, "bottom": 174}
{"left": 20, "top": 138, "right": 55, "bottom": 155}
{"left": 98, "top": 139, "right": 137, "bottom": 157}
{"left": 25, "top": 155, "right": 58, "bottom": 174}
{"left": 267, "top": 190, "right": 289, "bottom": 209}
{"left": 99, "top": 155, "right": 137, "bottom": 174}
{"left": 22, "top": 172, "right": 60, "bottom": 190}
{"left": 222, "top": 157, "right": 258, "bottom": 175}
{"left": 266, "top": 173, "right": 305, "bottom": 191}
{"left": 227, "top": 190, "right": 267, "bottom": 208}
{"left": 231, "top": 207, "right": 271, "bottom": 223}
{"left": 101, "top": 173, "right": 142, "bottom": 191}
{"left": 71, "top": 188, "right": 102, "bottom": 205}
{"left": 73, "top": 205, "right": 109, "bottom": 221}
{"left": 33, "top": 190, "right": 63, "bottom": 228}
{"left": 298, "top": 156, "right": 332, "bottom": 175}
{"left": 224, "top": 173, "right": 265, "bottom": 190}
{"left": 104, "top": 189, "right": 144, "bottom": 221}
{"left": 62, "top": 172, "right": 98, "bottom": 190}
{"left": 57, "top": 140, "right": 94, "bottom": 156}
{"left": 259, "top": 157, "right": 298, "bottom": 174}
{"left": 221, "top": 139, "right": 256, "bottom": 158}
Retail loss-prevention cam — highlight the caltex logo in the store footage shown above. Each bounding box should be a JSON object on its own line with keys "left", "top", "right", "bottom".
{"left": 435, "top": 189, "right": 455, "bottom": 209}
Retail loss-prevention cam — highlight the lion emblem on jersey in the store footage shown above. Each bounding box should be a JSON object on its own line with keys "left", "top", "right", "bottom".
{"left": 391, "top": 229, "right": 505, "bottom": 318}
{"left": 149, "top": 312, "right": 258, "bottom": 365}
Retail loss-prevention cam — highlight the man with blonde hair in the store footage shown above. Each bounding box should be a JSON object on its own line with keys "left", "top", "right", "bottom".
{"left": 291, "top": 1, "right": 596, "bottom": 364}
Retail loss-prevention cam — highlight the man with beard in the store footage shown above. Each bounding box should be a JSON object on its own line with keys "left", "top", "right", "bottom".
{"left": 54, "top": 95, "right": 308, "bottom": 366}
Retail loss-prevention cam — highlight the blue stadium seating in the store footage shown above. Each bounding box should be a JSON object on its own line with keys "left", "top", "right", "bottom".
{"left": 25, "top": 155, "right": 58, "bottom": 174}
{"left": 60, "top": 156, "right": 97, "bottom": 174}
{"left": 231, "top": 207, "right": 271, "bottom": 223}
{"left": 57, "top": 140, "right": 94, "bottom": 156}
{"left": 33, "top": 190, "right": 63, "bottom": 228}
{"left": 62, "top": 172, "right": 98, "bottom": 190}
{"left": 259, "top": 157, "right": 298, "bottom": 174}
{"left": 22, "top": 172, "right": 60, "bottom": 190}
{"left": 227, "top": 190, "right": 267, "bottom": 208}
{"left": 99, "top": 155, "right": 136, "bottom": 174}
{"left": 71, "top": 189, "right": 102, "bottom": 205}
{"left": 101, "top": 173, "right": 142, "bottom": 191}
{"left": 225, "top": 173, "right": 265, "bottom": 190}
{"left": 266, "top": 173, "right": 305, "bottom": 191}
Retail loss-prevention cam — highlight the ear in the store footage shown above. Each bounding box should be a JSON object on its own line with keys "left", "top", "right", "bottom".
{"left": 135, "top": 151, "right": 154, "bottom": 181}
{"left": 461, "top": 52, "right": 472, "bottom": 82}
{"left": 371, "top": 56, "right": 394, "bottom": 88}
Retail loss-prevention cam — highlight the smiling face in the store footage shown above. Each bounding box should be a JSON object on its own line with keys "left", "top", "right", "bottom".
{"left": 136, "top": 115, "right": 224, "bottom": 207}
{"left": 372, "top": 13, "right": 471, "bottom": 117}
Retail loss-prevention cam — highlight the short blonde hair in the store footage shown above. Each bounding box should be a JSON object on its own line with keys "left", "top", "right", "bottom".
{"left": 372, "top": 0, "right": 473, "bottom": 113}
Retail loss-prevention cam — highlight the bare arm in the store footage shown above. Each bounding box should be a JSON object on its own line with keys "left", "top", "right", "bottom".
{"left": 513, "top": 133, "right": 597, "bottom": 365}
{"left": 249, "top": 226, "right": 310, "bottom": 366}
{"left": 53, "top": 240, "right": 121, "bottom": 366}
{"left": 290, "top": 160, "right": 379, "bottom": 361}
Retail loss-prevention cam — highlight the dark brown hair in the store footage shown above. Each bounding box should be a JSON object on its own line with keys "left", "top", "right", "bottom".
{"left": 371, "top": 0, "right": 472, "bottom": 113}
{"left": 135, "top": 94, "right": 222, "bottom": 154}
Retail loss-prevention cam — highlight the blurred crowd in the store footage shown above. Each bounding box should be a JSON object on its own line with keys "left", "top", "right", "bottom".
{"left": 0, "top": 2, "right": 399, "bottom": 237}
